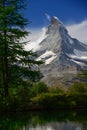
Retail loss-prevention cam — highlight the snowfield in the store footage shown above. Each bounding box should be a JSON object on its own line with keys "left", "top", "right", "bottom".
{"left": 36, "top": 51, "right": 57, "bottom": 64}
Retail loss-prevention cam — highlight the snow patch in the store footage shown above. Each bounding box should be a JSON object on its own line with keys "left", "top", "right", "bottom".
{"left": 74, "top": 49, "right": 87, "bottom": 57}
{"left": 68, "top": 37, "right": 73, "bottom": 44}
{"left": 53, "top": 16, "right": 64, "bottom": 26}
{"left": 37, "top": 51, "right": 57, "bottom": 64}
{"left": 69, "top": 54, "right": 87, "bottom": 60}
{"left": 71, "top": 59, "right": 85, "bottom": 66}
{"left": 53, "top": 16, "right": 59, "bottom": 20}
{"left": 68, "top": 49, "right": 87, "bottom": 60}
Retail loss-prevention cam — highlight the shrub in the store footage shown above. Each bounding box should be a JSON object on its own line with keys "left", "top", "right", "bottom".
{"left": 30, "top": 93, "right": 76, "bottom": 110}
{"left": 70, "top": 82, "right": 87, "bottom": 95}
{"left": 30, "top": 82, "right": 48, "bottom": 97}
{"left": 49, "top": 87, "right": 64, "bottom": 94}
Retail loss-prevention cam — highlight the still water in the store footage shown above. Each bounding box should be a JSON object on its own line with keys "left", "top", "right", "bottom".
{"left": 0, "top": 110, "right": 87, "bottom": 130}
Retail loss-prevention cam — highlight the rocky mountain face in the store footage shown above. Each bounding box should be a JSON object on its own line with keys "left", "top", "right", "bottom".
{"left": 37, "top": 16, "right": 87, "bottom": 86}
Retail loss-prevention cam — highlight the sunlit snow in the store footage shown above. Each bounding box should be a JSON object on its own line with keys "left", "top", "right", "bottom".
{"left": 37, "top": 51, "right": 57, "bottom": 65}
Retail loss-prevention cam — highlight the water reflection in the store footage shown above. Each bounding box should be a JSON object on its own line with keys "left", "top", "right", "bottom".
{"left": 0, "top": 110, "right": 87, "bottom": 130}
{"left": 23, "top": 122, "right": 83, "bottom": 130}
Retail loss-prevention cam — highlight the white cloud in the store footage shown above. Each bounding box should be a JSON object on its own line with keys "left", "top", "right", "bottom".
{"left": 24, "top": 27, "right": 47, "bottom": 51}
{"left": 66, "top": 19, "right": 87, "bottom": 44}
{"left": 45, "top": 13, "right": 51, "bottom": 21}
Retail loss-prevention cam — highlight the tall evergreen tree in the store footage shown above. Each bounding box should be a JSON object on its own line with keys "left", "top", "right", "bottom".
{"left": 0, "top": 0, "right": 43, "bottom": 97}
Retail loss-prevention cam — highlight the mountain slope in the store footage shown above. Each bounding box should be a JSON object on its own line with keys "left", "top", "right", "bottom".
{"left": 37, "top": 16, "right": 87, "bottom": 86}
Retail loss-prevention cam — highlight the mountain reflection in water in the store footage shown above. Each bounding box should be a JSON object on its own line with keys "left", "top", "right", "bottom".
{"left": 25, "top": 122, "right": 83, "bottom": 130}
{"left": 0, "top": 110, "right": 87, "bottom": 130}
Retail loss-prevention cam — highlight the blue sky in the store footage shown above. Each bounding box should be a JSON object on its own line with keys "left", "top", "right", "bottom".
{"left": 24, "top": 0, "right": 87, "bottom": 50}
{"left": 25, "top": 0, "right": 87, "bottom": 28}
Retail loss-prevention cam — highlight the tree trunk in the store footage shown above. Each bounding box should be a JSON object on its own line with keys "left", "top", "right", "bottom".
{"left": 2, "top": 28, "right": 9, "bottom": 97}
{"left": 2, "top": 57, "right": 9, "bottom": 97}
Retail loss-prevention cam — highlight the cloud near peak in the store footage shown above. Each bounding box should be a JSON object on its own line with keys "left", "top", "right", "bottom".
{"left": 24, "top": 27, "right": 47, "bottom": 51}
{"left": 45, "top": 13, "right": 51, "bottom": 21}
{"left": 66, "top": 19, "right": 87, "bottom": 44}
{"left": 24, "top": 19, "right": 87, "bottom": 51}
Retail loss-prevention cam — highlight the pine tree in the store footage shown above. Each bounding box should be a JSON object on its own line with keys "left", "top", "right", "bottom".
{"left": 0, "top": 0, "right": 43, "bottom": 97}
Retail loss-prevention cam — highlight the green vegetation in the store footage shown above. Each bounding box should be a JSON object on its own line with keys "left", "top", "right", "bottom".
{"left": 30, "top": 82, "right": 48, "bottom": 97}
{"left": 29, "top": 81, "right": 87, "bottom": 110}
{"left": 0, "top": 81, "right": 87, "bottom": 111}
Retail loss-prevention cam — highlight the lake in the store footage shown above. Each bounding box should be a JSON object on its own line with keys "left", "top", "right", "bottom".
{"left": 0, "top": 110, "right": 87, "bottom": 130}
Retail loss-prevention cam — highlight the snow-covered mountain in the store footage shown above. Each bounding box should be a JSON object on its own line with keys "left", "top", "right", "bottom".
{"left": 37, "top": 16, "right": 87, "bottom": 86}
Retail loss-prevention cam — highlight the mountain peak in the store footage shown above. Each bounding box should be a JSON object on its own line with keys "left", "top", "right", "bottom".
{"left": 51, "top": 16, "right": 63, "bottom": 25}
{"left": 38, "top": 16, "right": 87, "bottom": 86}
